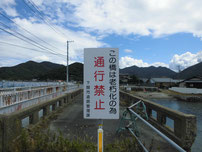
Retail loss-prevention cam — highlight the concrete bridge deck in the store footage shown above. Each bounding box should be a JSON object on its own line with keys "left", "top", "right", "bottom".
{"left": 0, "top": 89, "right": 196, "bottom": 152}
{"left": 49, "top": 94, "right": 178, "bottom": 152}
{"left": 49, "top": 94, "right": 121, "bottom": 144}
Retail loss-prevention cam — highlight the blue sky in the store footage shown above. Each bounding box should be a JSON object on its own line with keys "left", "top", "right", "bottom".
{"left": 0, "top": 0, "right": 202, "bottom": 72}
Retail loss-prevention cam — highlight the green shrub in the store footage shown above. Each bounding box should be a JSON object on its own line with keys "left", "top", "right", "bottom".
{"left": 10, "top": 129, "right": 143, "bottom": 152}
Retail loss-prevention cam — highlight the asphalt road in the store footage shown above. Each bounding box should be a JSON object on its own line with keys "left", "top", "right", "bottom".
{"left": 49, "top": 94, "right": 178, "bottom": 152}
{"left": 49, "top": 94, "right": 124, "bottom": 143}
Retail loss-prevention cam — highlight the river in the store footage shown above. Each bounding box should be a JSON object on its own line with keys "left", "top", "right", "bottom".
{"left": 151, "top": 98, "right": 202, "bottom": 152}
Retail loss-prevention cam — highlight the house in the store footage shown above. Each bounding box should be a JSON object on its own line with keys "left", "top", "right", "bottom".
{"left": 138, "top": 78, "right": 148, "bottom": 86}
{"left": 119, "top": 74, "right": 131, "bottom": 84}
{"left": 178, "top": 76, "right": 202, "bottom": 89}
{"left": 147, "top": 78, "right": 182, "bottom": 88}
{"left": 139, "top": 78, "right": 148, "bottom": 83}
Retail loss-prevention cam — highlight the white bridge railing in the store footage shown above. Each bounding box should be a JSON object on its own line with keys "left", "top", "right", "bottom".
{"left": 0, "top": 84, "right": 82, "bottom": 114}
{"left": 0, "top": 81, "right": 63, "bottom": 88}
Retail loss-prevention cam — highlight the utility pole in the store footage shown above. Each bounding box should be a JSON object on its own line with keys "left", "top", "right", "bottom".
{"left": 66, "top": 40, "right": 73, "bottom": 87}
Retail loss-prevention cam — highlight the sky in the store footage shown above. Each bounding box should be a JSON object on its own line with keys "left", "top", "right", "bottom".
{"left": 0, "top": 0, "right": 202, "bottom": 72}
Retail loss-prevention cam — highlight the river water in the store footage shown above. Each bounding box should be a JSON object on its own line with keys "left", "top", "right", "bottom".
{"left": 151, "top": 98, "right": 202, "bottom": 152}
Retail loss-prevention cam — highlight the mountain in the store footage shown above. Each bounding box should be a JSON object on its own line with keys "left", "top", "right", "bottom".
{"left": 38, "top": 62, "right": 83, "bottom": 82}
{"left": 0, "top": 61, "right": 83, "bottom": 82}
{"left": 175, "top": 62, "right": 202, "bottom": 79}
{"left": 120, "top": 65, "right": 177, "bottom": 78}
{"left": 1, "top": 60, "right": 202, "bottom": 81}
{"left": 0, "top": 61, "right": 64, "bottom": 80}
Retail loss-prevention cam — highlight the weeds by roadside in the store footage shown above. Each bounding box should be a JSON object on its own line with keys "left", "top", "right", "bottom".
{"left": 10, "top": 129, "right": 144, "bottom": 152}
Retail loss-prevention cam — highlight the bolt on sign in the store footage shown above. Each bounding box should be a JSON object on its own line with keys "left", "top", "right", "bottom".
{"left": 84, "top": 48, "right": 119, "bottom": 119}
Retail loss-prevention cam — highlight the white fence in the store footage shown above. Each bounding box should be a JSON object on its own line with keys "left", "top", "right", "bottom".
{"left": 0, "top": 81, "right": 63, "bottom": 88}
{"left": 0, "top": 84, "right": 82, "bottom": 114}
{"left": 169, "top": 87, "right": 202, "bottom": 94}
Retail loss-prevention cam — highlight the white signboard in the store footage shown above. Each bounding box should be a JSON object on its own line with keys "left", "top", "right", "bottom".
{"left": 84, "top": 48, "right": 119, "bottom": 119}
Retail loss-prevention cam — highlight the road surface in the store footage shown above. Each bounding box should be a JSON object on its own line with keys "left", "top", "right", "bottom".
{"left": 49, "top": 94, "right": 178, "bottom": 152}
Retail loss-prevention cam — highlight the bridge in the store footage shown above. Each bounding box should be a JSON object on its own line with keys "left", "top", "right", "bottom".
{"left": 0, "top": 86, "right": 197, "bottom": 152}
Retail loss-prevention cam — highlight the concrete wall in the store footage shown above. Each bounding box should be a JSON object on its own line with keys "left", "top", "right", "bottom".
{"left": 169, "top": 87, "right": 202, "bottom": 94}
{"left": 121, "top": 86, "right": 158, "bottom": 92}
{"left": 0, "top": 89, "right": 82, "bottom": 152}
{"left": 120, "top": 90, "right": 197, "bottom": 152}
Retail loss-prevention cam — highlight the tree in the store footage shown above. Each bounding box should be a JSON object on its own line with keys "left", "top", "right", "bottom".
{"left": 128, "top": 75, "right": 139, "bottom": 84}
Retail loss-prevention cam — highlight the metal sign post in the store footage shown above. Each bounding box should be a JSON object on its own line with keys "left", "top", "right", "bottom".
{"left": 98, "top": 119, "right": 103, "bottom": 152}
{"left": 84, "top": 48, "right": 119, "bottom": 152}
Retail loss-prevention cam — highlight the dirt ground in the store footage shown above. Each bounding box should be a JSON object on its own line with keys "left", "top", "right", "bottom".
{"left": 48, "top": 94, "right": 178, "bottom": 152}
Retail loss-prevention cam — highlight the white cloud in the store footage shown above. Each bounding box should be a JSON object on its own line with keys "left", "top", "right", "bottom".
{"left": 0, "top": 57, "right": 23, "bottom": 67}
{"left": 0, "top": 17, "right": 105, "bottom": 67}
{"left": 3, "top": 7, "right": 18, "bottom": 17}
{"left": 151, "top": 62, "right": 169, "bottom": 68}
{"left": 32, "top": 55, "right": 50, "bottom": 62}
{"left": 119, "top": 56, "right": 168, "bottom": 69}
{"left": 34, "top": 0, "right": 44, "bottom": 6}
{"left": 124, "top": 49, "right": 133, "bottom": 53}
{"left": 0, "top": 0, "right": 16, "bottom": 6}
{"left": 120, "top": 51, "right": 202, "bottom": 70}
{"left": 0, "top": 0, "right": 18, "bottom": 17}
{"left": 1, "top": 0, "right": 202, "bottom": 72}
{"left": 169, "top": 51, "right": 202, "bottom": 71}
{"left": 119, "top": 56, "right": 149, "bottom": 68}
{"left": 60, "top": 0, "right": 202, "bottom": 38}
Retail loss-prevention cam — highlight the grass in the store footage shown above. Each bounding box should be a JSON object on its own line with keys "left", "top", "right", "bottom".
{"left": 10, "top": 129, "right": 143, "bottom": 152}
{"left": 9, "top": 99, "right": 144, "bottom": 152}
{"left": 10, "top": 129, "right": 96, "bottom": 152}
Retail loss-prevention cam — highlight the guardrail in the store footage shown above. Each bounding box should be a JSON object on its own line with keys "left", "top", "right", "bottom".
{"left": 127, "top": 103, "right": 186, "bottom": 152}
{"left": 0, "top": 81, "right": 63, "bottom": 88}
{"left": 0, "top": 88, "right": 83, "bottom": 152}
{"left": 0, "top": 84, "right": 81, "bottom": 114}
{"left": 0, "top": 86, "right": 51, "bottom": 95}
{"left": 120, "top": 90, "right": 197, "bottom": 152}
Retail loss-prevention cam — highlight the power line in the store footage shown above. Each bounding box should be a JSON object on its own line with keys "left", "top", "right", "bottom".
{"left": 0, "top": 26, "right": 65, "bottom": 58}
{"left": 0, "top": 41, "right": 66, "bottom": 58}
{"left": 22, "top": 0, "right": 68, "bottom": 39}
{"left": 0, "top": 21, "right": 66, "bottom": 56}
{"left": 0, "top": 26, "right": 43, "bottom": 49}
{"left": 0, "top": 1, "right": 74, "bottom": 81}
{"left": 29, "top": 0, "right": 69, "bottom": 38}
{"left": 0, "top": 11, "right": 66, "bottom": 54}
